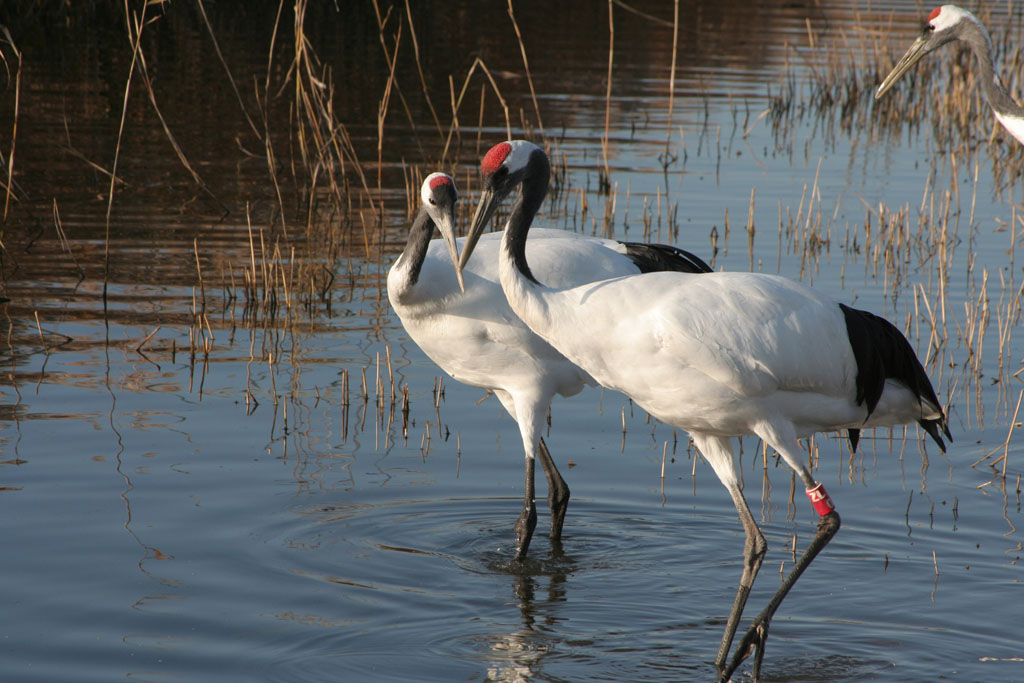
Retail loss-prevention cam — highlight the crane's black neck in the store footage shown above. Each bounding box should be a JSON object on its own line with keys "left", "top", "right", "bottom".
{"left": 398, "top": 208, "right": 434, "bottom": 289}
{"left": 503, "top": 150, "right": 550, "bottom": 286}
{"left": 960, "top": 22, "right": 1023, "bottom": 119}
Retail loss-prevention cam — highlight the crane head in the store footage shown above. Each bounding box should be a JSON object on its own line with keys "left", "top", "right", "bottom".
{"left": 422, "top": 173, "right": 464, "bottom": 294}
{"left": 459, "top": 140, "right": 544, "bottom": 272}
{"left": 875, "top": 5, "right": 986, "bottom": 100}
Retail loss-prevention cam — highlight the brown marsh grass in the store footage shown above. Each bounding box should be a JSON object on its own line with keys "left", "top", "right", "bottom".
{"left": 0, "top": 1, "right": 1021, "bottom": 495}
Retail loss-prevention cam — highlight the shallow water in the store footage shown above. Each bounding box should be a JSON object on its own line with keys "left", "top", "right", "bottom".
{"left": 2, "top": 1, "right": 1023, "bottom": 681}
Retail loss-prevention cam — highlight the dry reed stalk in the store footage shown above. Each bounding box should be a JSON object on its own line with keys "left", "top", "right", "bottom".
{"left": 404, "top": 0, "right": 443, "bottom": 140}
{"left": 33, "top": 311, "right": 46, "bottom": 352}
{"left": 375, "top": 352, "right": 382, "bottom": 409}
{"left": 195, "top": 0, "right": 260, "bottom": 140}
{"left": 994, "top": 273, "right": 1018, "bottom": 397}
{"left": 259, "top": 1, "right": 289, "bottom": 227}
{"left": 746, "top": 188, "right": 756, "bottom": 271}
{"left": 973, "top": 271, "right": 989, "bottom": 397}
{"left": 134, "top": 326, "right": 161, "bottom": 355}
{"left": 600, "top": 0, "right": 614, "bottom": 194}
{"left": 0, "top": 26, "right": 21, "bottom": 223}
{"left": 506, "top": 0, "right": 544, "bottom": 137}
{"left": 135, "top": 35, "right": 222, "bottom": 211}
{"left": 103, "top": 0, "right": 151, "bottom": 308}
{"left": 376, "top": 21, "right": 403, "bottom": 237}
{"left": 202, "top": 313, "right": 215, "bottom": 348}
{"left": 342, "top": 387, "right": 350, "bottom": 440}
{"left": 443, "top": 58, "right": 512, "bottom": 162}
{"left": 443, "top": 78, "right": 462, "bottom": 161}
{"left": 916, "top": 284, "right": 943, "bottom": 369}
{"left": 640, "top": 194, "right": 650, "bottom": 242}
{"left": 244, "top": 214, "right": 256, "bottom": 305}
{"left": 655, "top": 186, "right": 662, "bottom": 243}
{"left": 51, "top": 199, "right": 85, "bottom": 282}
{"left": 194, "top": 238, "right": 206, "bottom": 314}
{"left": 269, "top": 351, "right": 278, "bottom": 405}
{"left": 402, "top": 165, "right": 416, "bottom": 218}
{"left": 258, "top": 226, "right": 270, "bottom": 314}
{"left": 663, "top": 0, "right": 679, "bottom": 156}
{"left": 385, "top": 344, "right": 395, "bottom": 402}
{"left": 994, "top": 390, "right": 1024, "bottom": 481}
{"left": 475, "top": 83, "right": 486, "bottom": 155}
{"left": 602, "top": 184, "right": 617, "bottom": 238}
{"left": 284, "top": 0, "right": 373, "bottom": 240}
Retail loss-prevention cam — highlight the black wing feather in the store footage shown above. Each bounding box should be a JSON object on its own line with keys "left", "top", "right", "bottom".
{"left": 622, "top": 242, "right": 714, "bottom": 274}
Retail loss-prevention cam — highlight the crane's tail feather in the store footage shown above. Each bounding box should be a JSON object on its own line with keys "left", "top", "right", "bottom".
{"left": 847, "top": 428, "right": 860, "bottom": 452}
{"left": 622, "top": 242, "right": 714, "bottom": 274}
{"left": 839, "top": 303, "right": 950, "bottom": 451}
{"left": 919, "top": 417, "right": 951, "bottom": 453}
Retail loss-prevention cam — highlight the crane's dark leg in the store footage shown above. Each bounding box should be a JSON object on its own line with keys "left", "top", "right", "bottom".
{"left": 714, "top": 484, "right": 768, "bottom": 674}
{"left": 536, "top": 437, "right": 570, "bottom": 545}
{"left": 691, "top": 435, "right": 768, "bottom": 675}
{"left": 720, "top": 484, "right": 841, "bottom": 682}
{"left": 514, "top": 454, "right": 538, "bottom": 561}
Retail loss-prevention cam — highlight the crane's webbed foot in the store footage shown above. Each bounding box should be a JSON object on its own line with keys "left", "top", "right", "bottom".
{"left": 719, "top": 613, "right": 769, "bottom": 682}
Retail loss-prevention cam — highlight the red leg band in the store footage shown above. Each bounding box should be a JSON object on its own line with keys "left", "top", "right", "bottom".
{"left": 806, "top": 482, "right": 835, "bottom": 516}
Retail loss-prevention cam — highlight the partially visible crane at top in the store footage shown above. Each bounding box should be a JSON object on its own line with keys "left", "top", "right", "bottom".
{"left": 876, "top": 4, "right": 1024, "bottom": 145}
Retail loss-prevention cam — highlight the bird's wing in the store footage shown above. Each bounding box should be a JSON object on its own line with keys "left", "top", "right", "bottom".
{"left": 649, "top": 273, "right": 851, "bottom": 397}
{"left": 524, "top": 230, "right": 642, "bottom": 286}
{"left": 548, "top": 271, "right": 850, "bottom": 402}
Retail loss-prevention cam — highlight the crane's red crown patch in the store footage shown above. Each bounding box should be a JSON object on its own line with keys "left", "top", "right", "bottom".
{"left": 429, "top": 174, "right": 453, "bottom": 190}
{"left": 928, "top": 7, "right": 941, "bottom": 22}
{"left": 481, "top": 142, "right": 512, "bottom": 176}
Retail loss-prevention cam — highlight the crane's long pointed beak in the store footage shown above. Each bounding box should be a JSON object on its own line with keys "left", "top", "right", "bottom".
{"left": 457, "top": 187, "right": 502, "bottom": 272}
{"left": 436, "top": 207, "right": 465, "bottom": 294}
{"left": 875, "top": 35, "right": 930, "bottom": 99}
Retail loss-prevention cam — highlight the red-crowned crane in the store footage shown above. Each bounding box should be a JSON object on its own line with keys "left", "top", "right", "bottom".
{"left": 875, "top": 5, "right": 1024, "bottom": 145}
{"left": 457, "top": 141, "right": 951, "bottom": 680}
{"left": 388, "top": 171, "right": 711, "bottom": 560}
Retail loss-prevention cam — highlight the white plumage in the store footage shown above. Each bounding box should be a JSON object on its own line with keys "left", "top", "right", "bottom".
{"left": 460, "top": 140, "right": 950, "bottom": 681}
{"left": 389, "top": 171, "right": 711, "bottom": 559}
{"left": 529, "top": 270, "right": 936, "bottom": 438}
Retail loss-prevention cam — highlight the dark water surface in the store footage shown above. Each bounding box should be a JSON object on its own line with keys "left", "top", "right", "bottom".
{"left": 1, "top": 1, "right": 1023, "bottom": 681}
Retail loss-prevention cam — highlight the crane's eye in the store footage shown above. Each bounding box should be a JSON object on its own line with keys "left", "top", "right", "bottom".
{"left": 494, "top": 166, "right": 509, "bottom": 182}
{"left": 428, "top": 198, "right": 437, "bottom": 206}
{"left": 926, "top": 23, "right": 935, "bottom": 32}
